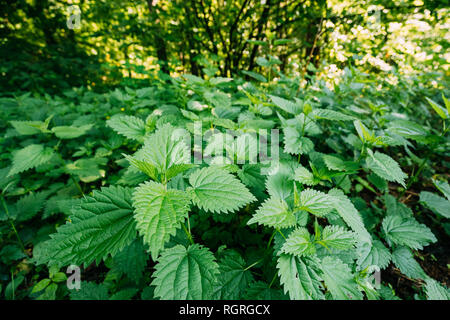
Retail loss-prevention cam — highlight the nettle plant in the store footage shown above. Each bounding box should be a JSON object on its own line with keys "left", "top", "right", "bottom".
{"left": 30, "top": 78, "right": 450, "bottom": 300}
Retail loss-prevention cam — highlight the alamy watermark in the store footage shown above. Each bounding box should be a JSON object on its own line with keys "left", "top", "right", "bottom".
{"left": 66, "top": 265, "right": 81, "bottom": 290}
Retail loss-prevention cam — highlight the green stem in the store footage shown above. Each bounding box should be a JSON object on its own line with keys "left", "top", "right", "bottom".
{"left": 268, "top": 271, "right": 278, "bottom": 289}
{"left": 276, "top": 228, "right": 286, "bottom": 240}
{"left": 356, "top": 143, "right": 366, "bottom": 162}
{"left": 11, "top": 271, "right": 15, "bottom": 300}
{"left": 1, "top": 196, "right": 26, "bottom": 253}
{"left": 244, "top": 258, "right": 264, "bottom": 271}
{"left": 266, "top": 230, "right": 276, "bottom": 250}
{"left": 335, "top": 174, "right": 347, "bottom": 188}
{"left": 181, "top": 222, "right": 194, "bottom": 245}
{"left": 70, "top": 175, "right": 85, "bottom": 197}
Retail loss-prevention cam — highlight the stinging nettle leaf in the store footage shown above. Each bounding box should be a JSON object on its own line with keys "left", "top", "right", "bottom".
{"left": 433, "top": 179, "right": 450, "bottom": 201}
{"left": 424, "top": 279, "right": 450, "bottom": 300}
{"left": 269, "top": 95, "right": 301, "bottom": 115}
{"left": 113, "top": 239, "right": 149, "bottom": 284}
{"left": 391, "top": 246, "right": 427, "bottom": 280}
{"left": 425, "top": 97, "right": 448, "bottom": 120}
{"left": 382, "top": 215, "right": 437, "bottom": 250}
{"left": 319, "top": 225, "right": 357, "bottom": 250}
{"left": 328, "top": 189, "right": 372, "bottom": 244}
{"left": 248, "top": 196, "right": 296, "bottom": 229}
{"left": 297, "top": 189, "right": 333, "bottom": 217}
{"left": 321, "top": 256, "right": 363, "bottom": 300}
{"left": 214, "top": 250, "right": 254, "bottom": 299}
{"left": 283, "top": 127, "right": 314, "bottom": 155}
{"left": 294, "top": 166, "right": 318, "bottom": 186}
{"left": 8, "top": 144, "right": 55, "bottom": 177}
{"left": 140, "top": 123, "right": 190, "bottom": 175}
{"left": 133, "top": 181, "right": 191, "bottom": 260}
{"left": 107, "top": 114, "right": 146, "bottom": 141}
{"left": 365, "top": 149, "right": 407, "bottom": 187}
{"left": 151, "top": 244, "right": 219, "bottom": 300}
{"left": 51, "top": 124, "right": 93, "bottom": 139}
{"left": 35, "top": 186, "right": 137, "bottom": 267}
{"left": 277, "top": 254, "right": 324, "bottom": 300}
{"left": 419, "top": 191, "right": 450, "bottom": 219}
{"left": 356, "top": 240, "right": 391, "bottom": 271}
{"left": 281, "top": 227, "right": 316, "bottom": 256}
{"left": 188, "top": 166, "right": 256, "bottom": 214}
{"left": 311, "top": 109, "right": 355, "bottom": 121}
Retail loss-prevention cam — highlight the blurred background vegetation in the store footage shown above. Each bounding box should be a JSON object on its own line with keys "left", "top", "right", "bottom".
{"left": 0, "top": 0, "right": 449, "bottom": 94}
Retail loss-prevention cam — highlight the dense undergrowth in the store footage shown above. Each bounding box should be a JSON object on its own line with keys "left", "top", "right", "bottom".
{"left": 0, "top": 66, "right": 449, "bottom": 300}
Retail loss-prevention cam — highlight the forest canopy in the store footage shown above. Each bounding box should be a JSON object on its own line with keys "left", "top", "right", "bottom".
{"left": 1, "top": 0, "right": 449, "bottom": 92}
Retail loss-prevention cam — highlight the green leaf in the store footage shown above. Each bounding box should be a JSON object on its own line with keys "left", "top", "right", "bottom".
{"left": 356, "top": 240, "right": 391, "bottom": 270}
{"left": 382, "top": 215, "right": 437, "bottom": 250}
{"left": 248, "top": 197, "right": 296, "bottom": 228}
{"left": 281, "top": 227, "right": 316, "bottom": 256}
{"left": 107, "top": 115, "right": 146, "bottom": 141}
{"left": 204, "top": 90, "right": 231, "bottom": 109}
{"left": 419, "top": 191, "right": 450, "bottom": 219}
{"left": 391, "top": 246, "right": 427, "bottom": 279}
{"left": 151, "top": 244, "right": 219, "bottom": 299}
{"left": 166, "top": 164, "right": 196, "bottom": 181}
{"left": 65, "top": 158, "right": 106, "bottom": 183}
{"left": 321, "top": 256, "right": 363, "bottom": 300}
{"left": 294, "top": 166, "right": 318, "bottom": 186}
{"left": 424, "top": 279, "right": 450, "bottom": 300}
{"left": 323, "top": 155, "right": 358, "bottom": 172}
{"left": 244, "top": 281, "right": 287, "bottom": 300}
{"left": 124, "top": 154, "right": 158, "bottom": 180}
{"left": 31, "top": 279, "right": 51, "bottom": 294}
{"left": 51, "top": 272, "right": 67, "bottom": 283}
{"left": 442, "top": 94, "right": 450, "bottom": 114}
{"left": 277, "top": 254, "right": 324, "bottom": 300}
{"left": 328, "top": 189, "right": 372, "bottom": 244}
{"left": 133, "top": 181, "right": 191, "bottom": 260}
{"left": 10, "top": 119, "right": 51, "bottom": 135}
{"left": 319, "top": 225, "right": 356, "bottom": 250}
{"left": 140, "top": 124, "right": 190, "bottom": 175}
{"left": 433, "top": 179, "right": 450, "bottom": 200}
{"left": 384, "top": 194, "right": 413, "bottom": 218}
{"left": 188, "top": 167, "right": 256, "bottom": 214}
{"left": 51, "top": 124, "right": 93, "bottom": 139}
{"left": 366, "top": 149, "right": 407, "bottom": 187}
{"left": 8, "top": 144, "right": 55, "bottom": 176}
{"left": 13, "top": 191, "right": 49, "bottom": 222}
{"left": 354, "top": 120, "right": 375, "bottom": 143}
{"left": 70, "top": 282, "right": 109, "bottom": 300}
{"left": 269, "top": 95, "right": 301, "bottom": 115}
{"left": 311, "top": 109, "right": 354, "bottom": 121}
{"left": 241, "top": 70, "right": 267, "bottom": 83}
{"left": 297, "top": 189, "right": 333, "bottom": 217}
{"left": 425, "top": 97, "right": 448, "bottom": 119}
{"left": 35, "top": 186, "right": 136, "bottom": 267}
{"left": 387, "top": 120, "right": 428, "bottom": 142}
{"left": 214, "top": 251, "right": 254, "bottom": 299}
{"left": 283, "top": 127, "right": 314, "bottom": 155}
{"left": 109, "top": 288, "right": 138, "bottom": 300}
{"left": 114, "top": 240, "right": 149, "bottom": 283}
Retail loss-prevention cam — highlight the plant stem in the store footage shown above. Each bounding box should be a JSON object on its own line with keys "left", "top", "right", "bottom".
{"left": 268, "top": 271, "right": 278, "bottom": 289}
{"left": 70, "top": 175, "right": 85, "bottom": 197}
{"left": 266, "top": 230, "right": 276, "bottom": 250}
{"left": 276, "top": 228, "right": 286, "bottom": 240}
{"left": 1, "top": 196, "right": 26, "bottom": 253}
{"left": 244, "top": 258, "right": 263, "bottom": 271}
{"left": 181, "top": 222, "right": 194, "bottom": 245}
